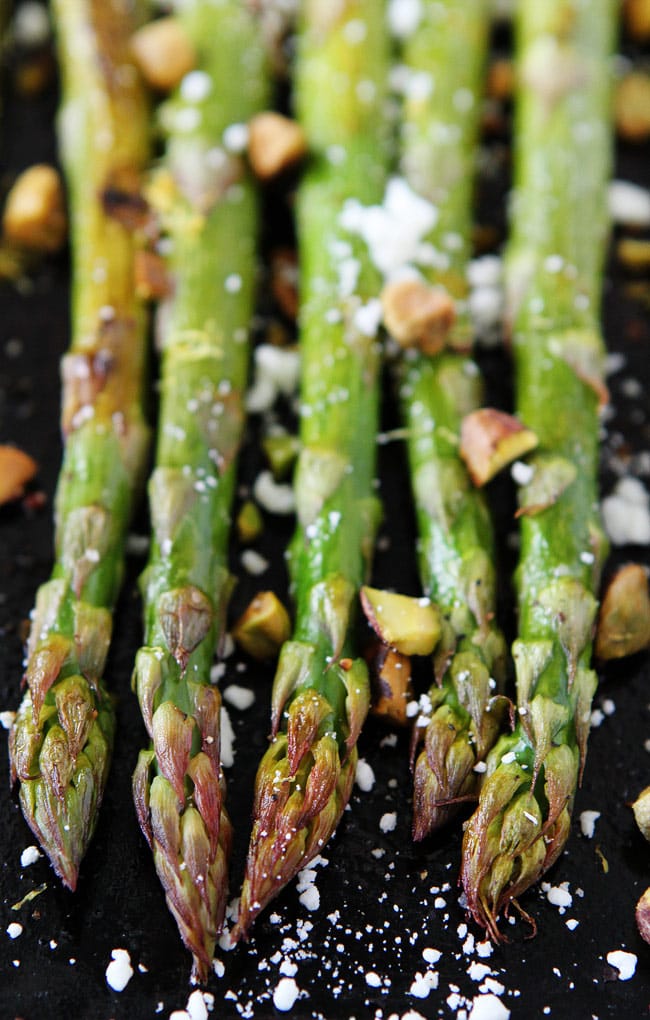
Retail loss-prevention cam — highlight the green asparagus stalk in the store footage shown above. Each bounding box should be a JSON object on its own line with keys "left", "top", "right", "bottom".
{"left": 392, "top": 0, "right": 508, "bottom": 839}
{"left": 130, "top": 2, "right": 269, "bottom": 983}
{"left": 232, "top": 0, "right": 390, "bottom": 941}
{"left": 461, "top": 0, "right": 616, "bottom": 939}
{"left": 8, "top": 0, "right": 150, "bottom": 890}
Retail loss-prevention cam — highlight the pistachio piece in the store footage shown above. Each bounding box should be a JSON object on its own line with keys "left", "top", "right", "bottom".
{"left": 247, "top": 112, "right": 307, "bottom": 181}
{"left": 460, "top": 408, "right": 538, "bottom": 487}
{"left": 360, "top": 586, "right": 441, "bottom": 657}
{"left": 232, "top": 590, "right": 291, "bottom": 660}
{"left": 381, "top": 277, "right": 456, "bottom": 354}
{"left": 595, "top": 563, "right": 650, "bottom": 660}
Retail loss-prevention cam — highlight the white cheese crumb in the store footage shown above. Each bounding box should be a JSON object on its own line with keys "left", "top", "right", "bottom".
{"left": 609, "top": 180, "right": 650, "bottom": 227}
{"left": 0, "top": 710, "right": 16, "bottom": 730}
{"left": 476, "top": 940, "right": 494, "bottom": 958}
{"left": 353, "top": 298, "right": 383, "bottom": 337}
{"left": 223, "top": 122, "right": 249, "bottom": 154}
{"left": 355, "top": 758, "right": 376, "bottom": 792}
{"left": 13, "top": 2, "right": 51, "bottom": 46}
{"left": 602, "top": 698, "right": 616, "bottom": 716}
{"left": 579, "top": 810, "right": 600, "bottom": 838}
{"left": 223, "top": 685, "right": 255, "bottom": 711}
{"left": 409, "top": 971, "right": 438, "bottom": 998}
{"left": 20, "top": 845, "right": 40, "bottom": 867}
{"left": 220, "top": 706, "right": 235, "bottom": 768}
{"left": 186, "top": 989, "right": 210, "bottom": 1020}
{"left": 591, "top": 708, "right": 605, "bottom": 727}
{"left": 105, "top": 948, "right": 134, "bottom": 992}
{"left": 340, "top": 176, "right": 437, "bottom": 279}
{"left": 545, "top": 883, "right": 572, "bottom": 909}
{"left": 601, "top": 477, "right": 650, "bottom": 545}
{"left": 365, "top": 971, "right": 382, "bottom": 987}
{"left": 511, "top": 460, "right": 535, "bottom": 486}
{"left": 467, "top": 255, "right": 502, "bottom": 289}
{"left": 240, "top": 549, "right": 269, "bottom": 576}
{"left": 255, "top": 344, "right": 301, "bottom": 397}
{"left": 566, "top": 919, "right": 579, "bottom": 931}
{"left": 379, "top": 811, "right": 397, "bottom": 833}
{"left": 606, "top": 949, "right": 637, "bottom": 981}
{"left": 422, "top": 947, "right": 442, "bottom": 965}
{"left": 468, "top": 993, "right": 511, "bottom": 1020}
{"left": 298, "top": 885, "right": 320, "bottom": 912}
{"left": 468, "top": 962, "right": 492, "bottom": 982}
{"left": 500, "top": 751, "right": 516, "bottom": 765}
{"left": 253, "top": 471, "right": 295, "bottom": 515}
{"left": 225, "top": 273, "right": 242, "bottom": 294}
{"left": 7, "top": 923, "right": 23, "bottom": 939}
{"left": 180, "top": 70, "right": 212, "bottom": 104}
{"left": 386, "top": 0, "right": 422, "bottom": 38}
{"left": 272, "top": 977, "right": 300, "bottom": 1011}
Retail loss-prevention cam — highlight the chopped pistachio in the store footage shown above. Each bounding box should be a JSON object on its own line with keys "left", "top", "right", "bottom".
{"left": 232, "top": 591, "right": 291, "bottom": 660}
{"left": 370, "top": 647, "right": 413, "bottom": 727}
{"left": 247, "top": 112, "right": 307, "bottom": 181}
{"left": 0, "top": 445, "right": 38, "bottom": 504}
{"left": 236, "top": 500, "right": 264, "bottom": 545}
{"left": 625, "top": 0, "right": 650, "bottom": 40}
{"left": 595, "top": 563, "right": 650, "bottom": 660}
{"left": 3, "top": 164, "right": 66, "bottom": 252}
{"left": 263, "top": 434, "right": 300, "bottom": 480}
{"left": 130, "top": 17, "right": 196, "bottom": 92}
{"left": 633, "top": 786, "right": 650, "bottom": 842}
{"left": 381, "top": 278, "right": 456, "bottom": 354}
{"left": 460, "top": 408, "right": 538, "bottom": 487}
{"left": 360, "top": 586, "right": 441, "bottom": 657}
{"left": 616, "top": 72, "right": 650, "bottom": 142}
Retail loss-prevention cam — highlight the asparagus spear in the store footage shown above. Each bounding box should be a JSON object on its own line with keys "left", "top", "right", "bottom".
{"left": 130, "top": 2, "right": 269, "bottom": 982}
{"left": 8, "top": 0, "right": 150, "bottom": 890}
{"left": 232, "top": 0, "right": 390, "bottom": 941}
{"left": 461, "top": 0, "right": 616, "bottom": 939}
{"left": 391, "top": 0, "right": 508, "bottom": 839}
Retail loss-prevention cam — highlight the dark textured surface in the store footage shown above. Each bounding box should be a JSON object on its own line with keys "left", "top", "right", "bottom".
{"left": 2, "top": 18, "right": 650, "bottom": 1020}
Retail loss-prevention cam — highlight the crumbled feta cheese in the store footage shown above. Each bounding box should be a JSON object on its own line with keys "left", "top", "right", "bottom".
{"left": 607, "top": 950, "right": 637, "bottom": 981}
{"left": 601, "top": 477, "right": 650, "bottom": 545}
{"left": 7, "top": 923, "right": 23, "bottom": 939}
{"left": 220, "top": 706, "right": 235, "bottom": 768}
{"left": 387, "top": 0, "right": 422, "bottom": 38}
{"left": 609, "top": 180, "right": 650, "bottom": 227}
{"left": 272, "top": 977, "right": 300, "bottom": 1011}
{"left": 240, "top": 549, "right": 269, "bottom": 576}
{"left": 0, "top": 710, "right": 16, "bottom": 730}
{"left": 511, "top": 460, "right": 535, "bottom": 485}
{"left": 409, "top": 971, "right": 438, "bottom": 998}
{"left": 20, "top": 845, "right": 40, "bottom": 867}
{"left": 579, "top": 810, "right": 600, "bottom": 838}
{"left": 355, "top": 758, "right": 376, "bottom": 792}
{"left": 253, "top": 471, "right": 295, "bottom": 515}
{"left": 180, "top": 71, "right": 212, "bottom": 104}
{"left": 186, "top": 989, "right": 211, "bottom": 1020}
{"left": 365, "top": 971, "right": 382, "bottom": 987}
{"left": 379, "top": 812, "right": 397, "bottom": 833}
{"left": 468, "top": 993, "right": 511, "bottom": 1019}
{"left": 467, "top": 255, "right": 502, "bottom": 289}
{"left": 223, "top": 685, "right": 255, "bottom": 711}
{"left": 340, "top": 177, "right": 437, "bottom": 279}
{"left": 105, "top": 949, "right": 134, "bottom": 992}
{"left": 545, "top": 883, "right": 572, "bottom": 909}
{"left": 223, "top": 123, "right": 249, "bottom": 154}
{"left": 13, "top": 2, "right": 51, "bottom": 46}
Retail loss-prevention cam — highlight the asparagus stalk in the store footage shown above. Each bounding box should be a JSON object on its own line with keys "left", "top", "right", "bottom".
{"left": 8, "top": 0, "right": 150, "bottom": 890}
{"left": 130, "top": 2, "right": 269, "bottom": 983}
{"left": 392, "top": 0, "right": 508, "bottom": 839}
{"left": 461, "top": 0, "right": 616, "bottom": 939}
{"left": 232, "top": 0, "right": 390, "bottom": 941}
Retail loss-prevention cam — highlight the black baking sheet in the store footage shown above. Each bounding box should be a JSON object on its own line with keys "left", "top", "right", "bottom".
{"left": 1, "top": 12, "right": 650, "bottom": 1020}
